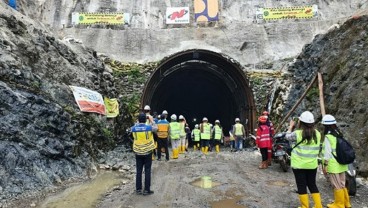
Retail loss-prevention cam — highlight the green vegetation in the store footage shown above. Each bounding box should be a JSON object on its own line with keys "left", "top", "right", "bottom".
{"left": 306, "top": 86, "right": 319, "bottom": 101}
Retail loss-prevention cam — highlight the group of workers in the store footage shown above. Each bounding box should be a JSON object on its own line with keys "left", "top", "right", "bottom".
{"left": 132, "top": 105, "right": 352, "bottom": 208}
{"left": 255, "top": 110, "right": 352, "bottom": 208}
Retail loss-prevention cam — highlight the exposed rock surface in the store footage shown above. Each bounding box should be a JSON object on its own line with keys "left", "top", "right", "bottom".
{"left": 0, "top": 2, "right": 119, "bottom": 204}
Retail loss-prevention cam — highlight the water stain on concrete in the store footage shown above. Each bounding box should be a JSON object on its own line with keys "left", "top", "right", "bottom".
{"left": 190, "top": 176, "right": 221, "bottom": 189}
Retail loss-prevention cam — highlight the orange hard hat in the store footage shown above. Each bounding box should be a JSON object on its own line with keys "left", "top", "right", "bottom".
{"left": 258, "top": 116, "right": 267, "bottom": 123}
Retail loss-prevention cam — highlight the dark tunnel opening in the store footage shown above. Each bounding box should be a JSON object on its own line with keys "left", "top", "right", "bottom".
{"left": 142, "top": 50, "right": 256, "bottom": 134}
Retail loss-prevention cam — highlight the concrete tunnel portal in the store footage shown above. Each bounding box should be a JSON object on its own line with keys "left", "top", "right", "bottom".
{"left": 141, "top": 49, "right": 256, "bottom": 134}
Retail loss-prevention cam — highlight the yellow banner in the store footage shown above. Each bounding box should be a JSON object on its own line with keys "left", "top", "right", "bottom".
{"left": 104, "top": 97, "right": 119, "bottom": 118}
{"left": 263, "top": 6, "right": 315, "bottom": 20}
{"left": 78, "top": 13, "right": 124, "bottom": 25}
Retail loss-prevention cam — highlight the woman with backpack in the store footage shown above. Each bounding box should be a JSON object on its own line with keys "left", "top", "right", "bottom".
{"left": 321, "top": 114, "right": 351, "bottom": 208}
{"left": 285, "top": 111, "right": 323, "bottom": 208}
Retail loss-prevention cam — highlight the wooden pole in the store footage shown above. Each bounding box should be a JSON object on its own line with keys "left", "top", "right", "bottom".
{"left": 318, "top": 72, "right": 326, "bottom": 116}
{"left": 275, "top": 74, "right": 318, "bottom": 133}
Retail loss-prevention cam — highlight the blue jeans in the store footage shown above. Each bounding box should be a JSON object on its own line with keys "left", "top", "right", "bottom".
{"left": 136, "top": 153, "right": 152, "bottom": 191}
{"left": 236, "top": 136, "right": 243, "bottom": 150}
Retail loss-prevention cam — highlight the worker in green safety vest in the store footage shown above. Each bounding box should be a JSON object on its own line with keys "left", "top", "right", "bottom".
{"left": 212, "top": 120, "right": 223, "bottom": 153}
{"left": 169, "top": 114, "right": 180, "bottom": 159}
{"left": 191, "top": 124, "right": 201, "bottom": 151}
{"left": 200, "top": 117, "right": 211, "bottom": 155}
{"left": 321, "top": 114, "right": 351, "bottom": 208}
{"left": 285, "top": 111, "right": 323, "bottom": 208}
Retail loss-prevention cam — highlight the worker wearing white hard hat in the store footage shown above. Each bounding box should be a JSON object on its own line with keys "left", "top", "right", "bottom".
{"left": 200, "top": 117, "right": 211, "bottom": 154}
{"left": 178, "top": 115, "right": 187, "bottom": 154}
{"left": 232, "top": 118, "right": 246, "bottom": 152}
{"left": 169, "top": 114, "right": 180, "bottom": 159}
{"left": 321, "top": 114, "right": 351, "bottom": 208}
{"left": 285, "top": 111, "right": 322, "bottom": 208}
{"left": 213, "top": 120, "right": 223, "bottom": 153}
{"left": 191, "top": 124, "right": 201, "bottom": 151}
{"left": 162, "top": 110, "right": 168, "bottom": 119}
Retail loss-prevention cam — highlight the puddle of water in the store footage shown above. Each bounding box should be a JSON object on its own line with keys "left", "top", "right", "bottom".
{"left": 190, "top": 176, "right": 221, "bottom": 189}
{"left": 211, "top": 196, "right": 247, "bottom": 208}
{"left": 39, "top": 171, "right": 122, "bottom": 208}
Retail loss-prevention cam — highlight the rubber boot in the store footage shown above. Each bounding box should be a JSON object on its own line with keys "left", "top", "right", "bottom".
{"left": 311, "top": 193, "right": 322, "bottom": 208}
{"left": 215, "top": 145, "right": 220, "bottom": 153}
{"left": 327, "top": 189, "right": 344, "bottom": 208}
{"left": 298, "top": 194, "right": 309, "bottom": 208}
{"left": 193, "top": 145, "right": 197, "bottom": 151}
{"left": 201, "top": 147, "right": 205, "bottom": 153}
{"left": 152, "top": 153, "right": 155, "bottom": 161}
{"left": 258, "top": 161, "right": 265, "bottom": 169}
{"left": 204, "top": 146, "right": 208, "bottom": 155}
{"left": 172, "top": 149, "right": 178, "bottom": 159}
{"left": 343, "top": 188, "right": 351, "bottom": 208}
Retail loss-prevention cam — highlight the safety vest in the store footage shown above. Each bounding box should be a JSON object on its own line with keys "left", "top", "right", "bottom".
{"left": 234, "top": 123, "right": 244, "bottom": 136}
{"left": 201, "top": 123, "right": 211, "bottom": 140}
{"left": 180, "top": 122, "right": 186, "bottom": 137}
{"left": 169, "top": 122, "right": 180, "bottom": 140}
{"left": 324, "top": 134, "right": 348, "bottom": 173}
{"left": 256, "top": 124, "right": 272, "bottom": 148}
{"left": 291, "top": 129, "right": 321, "bottom": 169}
{"left": 193, "top": 129, "right": 200, "bottom": 142}
{"left": 157, "top": 120, "right": 169, "bottom": 139}
{"left": 214, "top": 125, "right": 222, "bottom": 140}
{"left": 131, "top": 123, "right": 156, "bottom": 155}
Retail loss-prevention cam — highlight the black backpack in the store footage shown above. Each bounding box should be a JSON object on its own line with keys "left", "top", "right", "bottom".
{"left": 332, "top": 136, "right": 355, "bottom": 165}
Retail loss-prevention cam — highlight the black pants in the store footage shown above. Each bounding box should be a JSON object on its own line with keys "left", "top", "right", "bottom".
{"left": 201, "top": 140, "right": 209, "bottom": 148}
{"left": 292, "top": 168, "right": 319, "bottom": 194}
{"left": 157, "top": 138, "right": 169, "bottom": 160}
{"left": 260, "top": 148, "right": 268, "bottom": 161}
{"left": 136, "top": 153, "right": 152, "bottom": 191}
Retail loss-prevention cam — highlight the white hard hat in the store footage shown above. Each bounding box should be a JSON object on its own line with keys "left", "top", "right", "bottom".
{"left": 195, "top": 124, "right": 199, "bottom": 128}
{"left": 203, "top": 117, "right": 208, "bottom": 121}
{"left": 321, "top": 114, "right": 337, "bottom": 125}
{"left": 171, "top": 114, "right": 177, "bottom": 120}
{"left": 179, "top": 115, "right": 185, "bottom": 120}
{"left": 158, "top": 115, "right": 161, "bottom": 119}
{"left": 162, "top": 110, "right": 168, "bottom": 115}
{"left": 210, "top": 124, "right": 213, "bottom": 127}
{"left": 144, "top": 105, "right": 151, "bottom": 111}
{"left": 235, "top": 118, "right": 240, "bottom": 122}
{"left": 299, "top": 111, "right": 315, "bottom": 124}
{"left": 215, "top": 120, "right": 220, "bottom": 123}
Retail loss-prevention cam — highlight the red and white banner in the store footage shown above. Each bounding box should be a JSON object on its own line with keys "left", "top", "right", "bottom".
{"left": 166, "top": 7, "right": 190, "bottom": 24}
{"left": 69, "top": 86, "right": 106, "bottom": 115}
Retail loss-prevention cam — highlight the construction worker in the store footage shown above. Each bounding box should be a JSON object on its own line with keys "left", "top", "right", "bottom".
{"left": 169, "top": 114, "right": 180, "bottom": 159}
{"left": 321, "top": 115, "right": 351, "bottom": 208}
{"left": 285, "top": 111, "right": 323, "bottom": 208}
{"left": 232, "top": 118, "right": 246, "bottom": 152}
{"left": 185, "top": 124, "right": 191, "bottom": 151}
{"left": 156, "top": 114, "right": 170, "bottom": 161}
{"left": 162, "top": 110, "right": 168, "bottom": 118}
{"left": 263, "top": 111, "right": 275, "bottom": 166}
{"left": 213, "top": 120, "right": 223, "bottom": 153}
{"left": 256, "top": 116, "right": 273, "bottom": 169}
{"left": 178, "top": 115, "right": 187, "bottom": 154}
{"left": 200, "top": 117, "right": 211, "bottom": 154}
{"left": 131, "top": 113, "right": 156, "bottom": 195}
{"left": 143, "top": 105, "right": 157, "bottom": 160}
{"left": 191, "top": 124, "right": 201, "bottom": 150}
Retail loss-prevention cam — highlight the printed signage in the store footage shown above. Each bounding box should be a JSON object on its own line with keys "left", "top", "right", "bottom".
{"left": 262, "top": 6, "right": 318, "bottom": 20}
{"left": 194, "top": 0, "right": 219, "bottom": 22}
{"left": 71, "top": 13, "right": 130, "bottom": 25}
{"left": 69, "top": 86, "right": 106, "bottom": 115}
{"left": 166, "top": 7, "right": 190, "bottom": 24}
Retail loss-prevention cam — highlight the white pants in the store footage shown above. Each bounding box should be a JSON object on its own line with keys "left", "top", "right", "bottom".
{"left": 171, "top": 139, "right": 180, "bottom": 149}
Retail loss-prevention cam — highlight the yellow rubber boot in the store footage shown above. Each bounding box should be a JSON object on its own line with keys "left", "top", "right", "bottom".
{"left": 171, "top": 149, "right": 178, "bottom": 159}
{"left": 327, "top": 189, "right": 344, "bottom": 208}
{"left": 343, "top": 188, "right": 351, "bottom": 208}
{"left": 201, "top": 147, "right": 205, "bottom": 153}
{"left": 204, "top": 146, "right": 208, "bottom": 155}
{"left": 178, "top": 146, "right": 182, "bottom": 154}
{"left": 311, "top": 193, "right": 322, "bottom": 208}
{"left": 298, "top": 194, "right": 309, "bottom": 208}
{"left": 215, "top": 145, "right": 220, "bottom": 153}
{"left": 193, "top": 145, "right": 197, "bottom": 151}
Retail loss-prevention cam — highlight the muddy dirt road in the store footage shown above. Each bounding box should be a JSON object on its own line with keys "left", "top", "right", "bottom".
{"left": 96, "top": 148, "right": 368, "bottom": 208}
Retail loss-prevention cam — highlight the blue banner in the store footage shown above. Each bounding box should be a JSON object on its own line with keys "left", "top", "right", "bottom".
{"left": 9, "top": 0, "right": 17, "bottom": 9}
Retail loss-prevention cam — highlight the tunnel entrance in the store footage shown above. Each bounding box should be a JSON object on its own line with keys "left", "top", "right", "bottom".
{"left": 142, "top": 49, "right": 256, "bottom": 134}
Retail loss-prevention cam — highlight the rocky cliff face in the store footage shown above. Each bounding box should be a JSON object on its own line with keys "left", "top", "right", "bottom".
{"left": 0, "top": 3, "right": 118, "bottom": 203}
{"left": 275, "top": 14, "right": 368, "bottom": 176}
